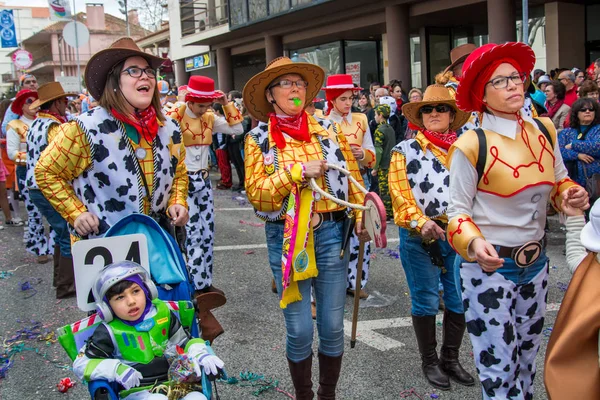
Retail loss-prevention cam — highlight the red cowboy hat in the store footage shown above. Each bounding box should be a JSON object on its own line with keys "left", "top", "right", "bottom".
{"left": 185, "top": 76, "right": 223, "bottom": 103}
{"left": 11, "top": 89, "right": 38, "bottom": 115}
{"left": 322, "top": 74, "right": 363, "bottom": 91}
{"left": 455, "top": 42, "right": 536, "bottom": 113}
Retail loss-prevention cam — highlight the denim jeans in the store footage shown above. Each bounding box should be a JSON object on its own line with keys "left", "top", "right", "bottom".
{"left": 29, "top": 189, "right": 71, "bottom": 257}
{"left": 266, "top": 219, "right": 347, "bottom": 362}
{"left": 399, "top": 228, "right": 463, "bottom": 316}
{"left": 16, "top": 165, "right": 26, "bottom": 193}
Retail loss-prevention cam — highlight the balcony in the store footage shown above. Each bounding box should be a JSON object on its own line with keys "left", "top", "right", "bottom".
{"left": 181, "top": 0, "right": 229, "bottom": 37}
{"left": 228, "top": 0, "right": 329, "bottom": 29}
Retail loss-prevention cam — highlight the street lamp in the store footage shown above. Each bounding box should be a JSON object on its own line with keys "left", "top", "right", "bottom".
{"left": 118, "top": 0, "right": 130, "bottom": 36}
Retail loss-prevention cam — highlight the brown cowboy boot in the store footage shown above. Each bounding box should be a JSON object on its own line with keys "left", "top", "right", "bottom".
{"left": 317, "top": 352, "right": 343, "bottom": 400}
{"left": 195, "top": 291, "right": 226, "bottom": 343}
{"left": 56, "top": 255, "right": 76, "bottom": 299}
{"left": 440, "top": 310, "right": 475, "bottom": 386}
{"left": 288, "top": 356, "right": 314, "bottom": 400}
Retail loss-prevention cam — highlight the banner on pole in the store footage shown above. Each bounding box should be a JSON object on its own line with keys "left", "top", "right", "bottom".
{"left": 0, "top": 10, "right": 17, "bottom": 48}
{"left": 48, "top": 0, "right": 72, "bottom": 21}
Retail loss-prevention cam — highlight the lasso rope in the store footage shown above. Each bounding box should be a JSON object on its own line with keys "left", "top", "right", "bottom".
{"left": 309, "top": 163, "right": 369, "bottom": 210}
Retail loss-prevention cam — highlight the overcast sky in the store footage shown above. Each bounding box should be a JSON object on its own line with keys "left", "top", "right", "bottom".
{"left": 4, "top": 0, "right": 124, "bottom": 18}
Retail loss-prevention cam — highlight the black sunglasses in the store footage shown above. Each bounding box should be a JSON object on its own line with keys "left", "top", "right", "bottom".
{"left": 420, "top": 104, "right": 452, "bottom": 114}
{"left": 579, "top": 107, "right": 595, "bottom": 113}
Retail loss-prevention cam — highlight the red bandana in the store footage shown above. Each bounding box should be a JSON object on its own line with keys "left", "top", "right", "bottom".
{"left": 268, "top": 111, "right": 310, "bottom": 149}
{"left": 395, "top": 98, "right": 403, "bottom": 111}
{"left": 422, "top": 129, "right": 457, "bottom": 150}
{"left": 111, "top": 106, "right": 159, "bottom": 143}
{"left": 45, "top": 111, "right": 68, "bottom": 124}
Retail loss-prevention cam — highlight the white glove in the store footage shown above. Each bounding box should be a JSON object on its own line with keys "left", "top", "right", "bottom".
{"left": 115, "top": 364, "right": 143, "bottom": 390}
{"left": 187, "top": 343, "right": 225, "bottom": 377}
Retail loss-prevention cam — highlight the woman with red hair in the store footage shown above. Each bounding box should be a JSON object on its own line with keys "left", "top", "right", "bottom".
{"left": 446, "top": 42, "right": 589, "bottom": 399}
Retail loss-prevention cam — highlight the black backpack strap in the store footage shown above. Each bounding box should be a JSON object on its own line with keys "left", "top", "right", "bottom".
{"left": 533, "top": 118, "right": 554, "bottom": 149}
{"left": 475, "top": 128, "right": 487, "bottom": 184}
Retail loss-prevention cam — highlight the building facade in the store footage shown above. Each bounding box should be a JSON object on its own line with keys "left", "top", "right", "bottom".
{"left": 168, "top": 0, "right": 598, "bottom": 94}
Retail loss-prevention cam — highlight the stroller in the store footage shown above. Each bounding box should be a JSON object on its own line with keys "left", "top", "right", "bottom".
{"left": 56, "top": 214, "right": 222, "bottom": 399}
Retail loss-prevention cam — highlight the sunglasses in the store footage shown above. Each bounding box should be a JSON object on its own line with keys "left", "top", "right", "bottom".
{"left": 579, "top": 107, "right": 595, "bottom": 113}
{"left": 420, "top": 104, "right": 452, "bottom": 114}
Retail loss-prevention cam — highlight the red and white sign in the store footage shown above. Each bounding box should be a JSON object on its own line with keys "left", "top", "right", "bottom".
{"left": 12, "top": 49, "right": 32, "bottom": 69}
{"left": 345, "top": 62, "right": 361, "bottom": 86}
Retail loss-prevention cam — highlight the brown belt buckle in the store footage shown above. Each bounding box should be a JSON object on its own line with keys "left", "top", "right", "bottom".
{"left": 511, "top": 241, "right": 542, "bottom": 268}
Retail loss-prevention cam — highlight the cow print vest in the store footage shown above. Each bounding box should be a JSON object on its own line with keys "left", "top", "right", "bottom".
{"left": 26, "top": 115, "right": 59, "bottom": 189}
{"left": 71, "top": 107, "right": 183, "bottom": 238}
{"left": 393, "top": 138, "right": 450, "bottom": 219}
{"left": 248, "top": 118, "right": 349, "bottom": 222}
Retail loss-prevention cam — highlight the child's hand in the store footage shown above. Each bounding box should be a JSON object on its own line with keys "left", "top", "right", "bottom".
{"left": 561, "top": 188, "right": 586, "bottom": 217}
{"left": 115, "top": 364, "right": 143, "bottom": 390}
{"left": 187, "top": 343, "right": 225, "bottom": 377}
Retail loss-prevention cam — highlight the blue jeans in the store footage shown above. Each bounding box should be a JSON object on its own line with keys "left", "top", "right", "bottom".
{"left": 29, "top": 189, "right": 71, "bottom": 257}
{"left": 266, "top": 220, "right": 348, "bottom": 362}
{"left": 399, "top": 228, "right": 463, "bottom": 316}
{"left": 16, "top": 165, "right": 26, "bottom": 193}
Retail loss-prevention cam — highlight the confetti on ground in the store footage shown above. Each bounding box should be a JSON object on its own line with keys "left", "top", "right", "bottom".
{"left": 239, "top": 220, "right": 265, "bottom": 228}
{"left": 223, "top": 371, "right": 293, "bottom": 398}
{"left": 556, "top": 282, "right": 568, "bottom": 292}
{"left": 384, "top": 249, "right": 400, "bottom": 259}
{"left": 244, "top": 251, "right": 255, "bottom": 255}
{"left": 543, "top": 327, "right": 553, "bottom": 338}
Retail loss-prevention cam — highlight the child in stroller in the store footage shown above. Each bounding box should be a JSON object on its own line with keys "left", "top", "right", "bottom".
{"left": 73, "top": 260, "right": 224, "bottom": 399}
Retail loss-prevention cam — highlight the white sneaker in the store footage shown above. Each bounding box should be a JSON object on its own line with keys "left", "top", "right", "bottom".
{"left": 0, "top": 225, "right": 4, "bottom": 230}
{"left": 5, "top": 219, "right": 23, "bottom": 227}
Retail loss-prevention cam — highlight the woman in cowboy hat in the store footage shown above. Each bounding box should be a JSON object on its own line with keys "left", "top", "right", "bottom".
{"left": 446, "top": 42, "right": 589, "bottom": 399}
{"left": 165, "top": 75, "right": 244, "bottom": 342}
{"left": 243, "top": 57, "right": 368, "bottom": 400}
{"left": 26, "top": 82, "right": 78, "bottom": 298}
{"left": 6, "top": 88, "right": 53, "bottom": 264}
{"left": 388, "top": 84, "right": 473, "bottom": 391}
{"left": 324, "top": 74, "right": 376, "bottom": 300}
{"left": 35, "top": 37, "right": 188, "bottom": 244}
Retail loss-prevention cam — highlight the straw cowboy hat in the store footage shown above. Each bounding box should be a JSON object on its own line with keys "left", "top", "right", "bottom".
{"left": 455, "top": 42, "right": 535, "bottom": 113}
{"left": 29, "top": 82, "right": 77, "bottom": 110}
{"left": 444, "top": 43, "right": 477, "bottom": 74}
{"left": 401, "top": 84, "right": 471, "bottom": 132}
{"left": 242, "top": 56, "right": 324, "bottom": 122}
{"left": 85, "top": 37, "right": 165, "bottom": 101}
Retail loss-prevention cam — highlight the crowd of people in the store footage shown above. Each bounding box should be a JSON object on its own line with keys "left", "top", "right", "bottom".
{"left": 0, "top": 35, "right": 599, "bottom": 399}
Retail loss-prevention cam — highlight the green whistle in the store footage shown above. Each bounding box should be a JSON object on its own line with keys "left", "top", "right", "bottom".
{"left": 293, "top": 98, "right": 302, "bottom": 106}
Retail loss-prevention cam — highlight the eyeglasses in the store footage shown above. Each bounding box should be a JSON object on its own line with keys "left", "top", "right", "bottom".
{"left": 268, "top": 79, "right": 308, "bottom": 90}
{"left": 420, "top": 104, "right": 452, "bottom": 114}
{"left": 121, "top": 67, "right": 157, "bottom": 79}
{"left": 486, "top": 72, "right": 527, "bottom": 90}
{"left": 579, "top": 107, "right": 595, "bottom": 113}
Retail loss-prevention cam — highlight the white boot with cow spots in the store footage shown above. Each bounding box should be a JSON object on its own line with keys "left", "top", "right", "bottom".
{"left": 346, "top": 231, "right": 371, "bottom": 298}
{"left": 459, "top": 262, "right": 548, "bottom": 400}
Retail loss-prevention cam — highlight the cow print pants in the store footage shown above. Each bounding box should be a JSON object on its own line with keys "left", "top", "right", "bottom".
{"left": 347, "top": 231, "right": 371, "bottom": 291}
{"left": 16, "top": 166, "right": 52, "bottom": 257}
{"left": 185, "top": 172, "right": 215, "bottom": 291}
{"left": 459, "top": 260, "right": 549, "bottom": 400}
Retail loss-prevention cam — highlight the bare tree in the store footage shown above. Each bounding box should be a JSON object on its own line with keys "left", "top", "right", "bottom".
{"left": 517, "top": 17, "right": 546, "bottom": 47}
{"left": 129, "top": 0, "right": 168, "bottom": 31}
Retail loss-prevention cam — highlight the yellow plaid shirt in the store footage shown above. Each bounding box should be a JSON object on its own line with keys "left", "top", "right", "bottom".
{"left": 35, "top": 117, "right": 188, "bottom": 227}
{"left": 244, "top": 115, "right": 365, "bottom": 223}
{"left": 388, "top": 132, "right": 449, "bottom": 231}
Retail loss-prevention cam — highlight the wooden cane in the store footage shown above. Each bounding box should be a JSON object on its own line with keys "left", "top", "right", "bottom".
{"left": 350, "top": 239, "right": 365, "bottom": 348}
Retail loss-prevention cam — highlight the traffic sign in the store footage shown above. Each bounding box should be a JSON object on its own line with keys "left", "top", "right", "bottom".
{"left": 63, "top": 21, "right": 89, "bottom": 48}
{"left": 12, "top": 49, "right": 32, "bottom": 69}
{"left": 185, "top": 52, "right": 212, "bottom": 72}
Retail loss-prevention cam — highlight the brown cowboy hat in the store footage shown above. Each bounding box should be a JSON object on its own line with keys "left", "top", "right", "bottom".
{"left": 242, "top": 56, "right": 324, "bottom": 122}
{"left": 84, "top": 37, "right": 165, "bottom": 101}
{"left": 401, "top": 84, "right": 471, "bottom": 132}
{"left": 444, "top": 43, "right": 477, "bottom": 74}
{"left": 29, "top": 82, "right": 77, "bottom": 110}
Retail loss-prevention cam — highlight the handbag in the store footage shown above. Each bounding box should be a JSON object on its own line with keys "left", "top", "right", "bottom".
{"left": 581, "top": 163, "right": 600, "bottom": 202}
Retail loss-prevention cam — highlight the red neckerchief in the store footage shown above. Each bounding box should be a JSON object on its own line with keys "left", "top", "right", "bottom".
{"left": 544, "top": 99, "right": 565, "bottom": 119}
{"left": 422, "top": 129, "right": 457, "bottom": 150}
{"left": 268, "top": 111, "right": 310, "bottom": 149}
{"left": 395, "top": 98, "right": 403, "bottom": 110}
{"left": 111, "top": 106, "right": 159, "bottom": 143}
{"left": 44, "top": 110, "right": 68, "bottom": 124}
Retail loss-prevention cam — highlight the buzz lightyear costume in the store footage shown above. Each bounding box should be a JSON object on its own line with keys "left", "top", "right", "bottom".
{"left": 73, "top": 262, "right": 223, "bottom": 400}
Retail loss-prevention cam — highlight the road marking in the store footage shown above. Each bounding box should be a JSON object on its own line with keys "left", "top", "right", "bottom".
{"left": 344, "top": 302, "right": 562, "bottom": 351}
{"left": 214, "top": 237, "right": 400, "bottom": 252}
{"left": 215, "top": 207, "right": 254, "bottom": 211}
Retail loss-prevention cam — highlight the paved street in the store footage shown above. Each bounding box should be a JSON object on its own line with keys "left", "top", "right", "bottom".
{"left": 0, "top": 174, "right": 570, "bottom": 400}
